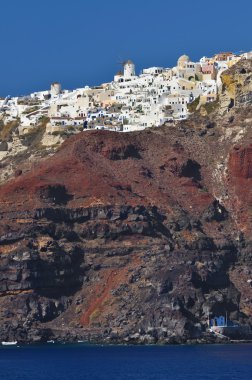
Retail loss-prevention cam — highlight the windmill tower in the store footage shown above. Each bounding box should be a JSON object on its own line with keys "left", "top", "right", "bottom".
{"left": 123, "top": 60, "right": 135, "bottom": 78}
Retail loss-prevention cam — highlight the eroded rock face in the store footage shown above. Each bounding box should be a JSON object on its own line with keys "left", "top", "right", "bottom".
{"left": 229, "top": 145, "right": 252, "bottom": 179}
{"left": 1, "top": 60, "right": 252, "bottom": 344}
{"left": 220, "top": 59, "right": 252, "bottom": 114}
{"left": 0, "top": 201, "right": 240, "bottom": 344}
{"left": 36, "top": 184, "right": 73, "bottom": 205}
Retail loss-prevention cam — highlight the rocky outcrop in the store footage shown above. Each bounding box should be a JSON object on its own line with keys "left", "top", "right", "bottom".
{"left": 219, "top": 59, "right": 252, "bottom": 114}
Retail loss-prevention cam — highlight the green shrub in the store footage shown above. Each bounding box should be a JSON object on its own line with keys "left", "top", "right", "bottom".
{"left": 187, "top": 96, "right": 200, "bottom": 113}
{"left": 203, "top": 96, "right": 219, "bottom": 114}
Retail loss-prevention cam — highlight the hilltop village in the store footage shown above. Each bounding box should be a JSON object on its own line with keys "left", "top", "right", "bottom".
{"left": 1, "top": 51, "right": 252, "bottom": 137}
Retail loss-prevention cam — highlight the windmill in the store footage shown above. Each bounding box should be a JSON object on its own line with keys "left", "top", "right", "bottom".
{"left": 116, "top": 57, "right": 127, "bottom": 76}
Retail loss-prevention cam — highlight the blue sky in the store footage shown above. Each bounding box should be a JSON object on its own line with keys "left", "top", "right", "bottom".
{"left": 0, "top": 0, "right": 251, "bottom": 96}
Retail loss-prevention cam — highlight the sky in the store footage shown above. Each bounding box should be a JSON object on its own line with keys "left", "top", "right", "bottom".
{"left": 0, "top": 0, "right": 251, "bottom": 96}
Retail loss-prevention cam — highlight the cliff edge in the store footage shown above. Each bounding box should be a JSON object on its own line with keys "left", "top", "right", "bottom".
{"left": 0, "top": 60, "right": 252, "bottom": 343}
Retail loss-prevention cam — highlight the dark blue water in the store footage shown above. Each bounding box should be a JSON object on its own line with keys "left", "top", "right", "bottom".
{"left": 0, "top": 344, "right": 252, "bottom": 380}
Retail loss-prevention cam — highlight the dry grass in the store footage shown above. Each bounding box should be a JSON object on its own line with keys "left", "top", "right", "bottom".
{"left": 0, "top": 120, "right": 19, "bottom": 140}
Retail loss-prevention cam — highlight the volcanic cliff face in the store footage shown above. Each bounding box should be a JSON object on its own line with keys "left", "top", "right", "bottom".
{"left": 1, "top": 61, "right": 252, "bottom": 344}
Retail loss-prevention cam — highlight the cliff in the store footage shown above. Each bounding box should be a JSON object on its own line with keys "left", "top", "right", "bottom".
{"left": 1, "top": 60, "right": 252, "bottom": 343}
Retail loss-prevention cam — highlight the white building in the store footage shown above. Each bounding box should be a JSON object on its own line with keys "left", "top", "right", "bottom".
{"left": 1, "top": 50, "right": 251, "bottom": 135}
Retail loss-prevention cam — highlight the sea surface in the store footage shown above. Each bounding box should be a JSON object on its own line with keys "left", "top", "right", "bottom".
{"left": 0, "top": 343, "right": 252, "bottom": 380}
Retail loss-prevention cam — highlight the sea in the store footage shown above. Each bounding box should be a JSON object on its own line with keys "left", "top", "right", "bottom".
{"left": 0, "top": 343, "right": 252, "bottom": 380}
